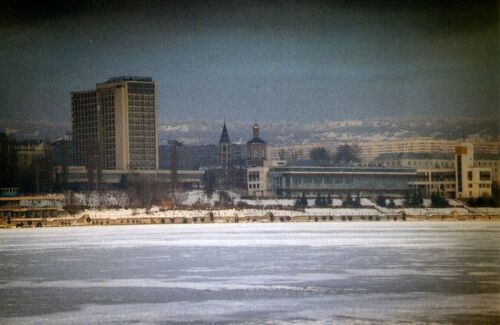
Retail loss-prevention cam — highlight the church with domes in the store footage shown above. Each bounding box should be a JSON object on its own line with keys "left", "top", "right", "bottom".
{"left": 214, "top": 121, "right": 267, "bottom": 189}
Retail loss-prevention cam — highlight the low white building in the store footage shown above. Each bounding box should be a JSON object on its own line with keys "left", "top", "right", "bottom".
{"left": 247, "top": 160, "right": 286, "bottom": 197}
{"left": 455, "top": 144, "right": 492, "bottom": 199}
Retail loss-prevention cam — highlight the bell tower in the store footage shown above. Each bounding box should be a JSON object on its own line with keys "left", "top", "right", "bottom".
{"left": 218, "top": 122, "right": 232, "bottom": 167}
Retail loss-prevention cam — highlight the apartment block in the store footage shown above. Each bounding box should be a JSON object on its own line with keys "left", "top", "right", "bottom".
{"left": 268, "top": 139, "right": 500, "bottom": 163}
{"left": 72, "top": 76, "right": 158, "bottom": 171}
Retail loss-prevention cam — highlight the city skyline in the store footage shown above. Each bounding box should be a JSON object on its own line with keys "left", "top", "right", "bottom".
{"left": 1, "top": 1, "right": 498, "bottom": 123}
{"left": 1, "top": 3, "right": 500, "bottom": 323}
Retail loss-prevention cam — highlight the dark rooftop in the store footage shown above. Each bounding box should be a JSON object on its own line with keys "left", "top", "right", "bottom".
{"left": 270, "top": 166, "right": 417, "bottom": 174}
{"left": 104, "top": 76, "right": 153, "bottom": 83}
{"left": 219, "top": 123, "right": 231, "bottom": 144}
{"left": 375, "top": 152, "right": 454, "bottom": 161}
{"left": 247, "top": 137, "right": 266, "bottom": 145}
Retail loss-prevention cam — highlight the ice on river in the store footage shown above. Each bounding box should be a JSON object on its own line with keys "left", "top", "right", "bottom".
{"left": 0, "top": 222, "right": 499, "bottom": 324}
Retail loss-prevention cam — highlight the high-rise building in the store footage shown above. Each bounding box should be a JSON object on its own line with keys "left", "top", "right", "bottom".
{"left": 72, "top": 76, "right": 158, "bottom": 171}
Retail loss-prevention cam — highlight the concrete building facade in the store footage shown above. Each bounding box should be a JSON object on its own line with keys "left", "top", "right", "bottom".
{"left": 247, "top": 163, "right": 417, "bottom": 198}
{"left": 60, "top": 166, "right": 203, "bottom": 191}
{"left": 72, "top": 76, "right": 158, "bottom": 171}
{"left": 455, "top": 144, "right": 492, "bottom": 199}
{"left": 375, "top": 144, "right": 495, "bottom": 199}
{"left": 247, "top": 160, "right": 286, "bottom": 197}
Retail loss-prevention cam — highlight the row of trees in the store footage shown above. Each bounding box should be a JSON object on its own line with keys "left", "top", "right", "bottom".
{"left": 309, "top": 145, "right": 361, "bottom": 166}
{"left": 376, "top": 191, "right": 451, "bottom": 208}
{"left": 342, "top": 193, "right": 362, "bottom": 207}
{"left": 466, "top": 195, "right": 498, "bottom": 207}
{"left": 295, "top": 193, "right": 362, "bottom": 208}
{"left": 297, "top": 191, "right": 457, "bottom": 209}
{"left": 376, "top": 195, "right": 397, "bottom": 208}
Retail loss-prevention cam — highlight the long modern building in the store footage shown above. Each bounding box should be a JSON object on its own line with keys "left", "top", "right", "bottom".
{"left": 250, "top": 143, "right": 496, "bottom": 199}
{"left": 72, "top": 76, "right": 158, "bottom": 171}
{"left": 59, "top": 166, "right": 203, "bottom": 191}
{"left": 247, "top": 160, "right": 417, "bottom": 198}
{"left": 375, "top": 145, "right": 497, "bottom": 198}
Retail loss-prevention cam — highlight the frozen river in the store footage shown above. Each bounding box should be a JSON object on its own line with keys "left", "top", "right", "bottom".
{"left": 0, "top": 222, "right": 499, "bottom": 324}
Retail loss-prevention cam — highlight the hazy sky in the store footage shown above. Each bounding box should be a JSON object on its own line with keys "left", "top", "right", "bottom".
{"left": 0, "top": 0, "right": 498, "bottom": 123}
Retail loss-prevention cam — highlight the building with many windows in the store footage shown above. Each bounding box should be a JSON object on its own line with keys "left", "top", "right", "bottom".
{"left": 355, "top": 138, "right": 500, "bottom": 162}
{"left": 475, "top": 153, "right": 500, "bottom": 186}
{"left": 247, "top": 163, "right": 417, "bottom": 198}
{"left": 72, "top": 76, "right": 158, "bottom": 171}
{"left": 455, "top": 144, "right": 492, "bottom": 199}
{"left": 250, "top": 143, "right": 496, "bottom": 199}
{"left": 268, "top": 138, "right": 500, "bottom": 163}
{"left": 375, "top": 145, "right": 495, "bottom": 198}
{"left": 58, "top": 166, "right": 203, "bottom": 191}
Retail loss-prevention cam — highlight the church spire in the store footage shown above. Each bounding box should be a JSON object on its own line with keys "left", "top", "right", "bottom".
{"left": 219, "top": 122, "right": 231, "bottom": 144}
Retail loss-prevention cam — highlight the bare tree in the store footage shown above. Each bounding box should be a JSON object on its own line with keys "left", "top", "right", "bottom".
{"left": 128, "top": 173, "right": 159, "bottom": 209}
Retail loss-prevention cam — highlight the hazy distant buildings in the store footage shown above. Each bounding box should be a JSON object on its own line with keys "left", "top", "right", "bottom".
{"left": 159, "top": 142, "right": 218, "bottom": 170}
{"left": 72, "top": 76, "right": 158, "bottom": 171}
{"left": 0, "top": 133, "right": 17, "bottom": 187}
{"left": 355, "top": 138, "right": 500, "bottom": 162}
{"left": 51, "top": 134, "right": 73, "bottom": 167}
{"left": 268, "top": 138, "right": 500, "bottom": 163}
{"left": 15, "top": 140, "right": 53, "bottom": 193}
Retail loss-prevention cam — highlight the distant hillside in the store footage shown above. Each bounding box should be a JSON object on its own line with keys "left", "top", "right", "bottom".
{"left": 1, "top": 117, "right": 498, "bottom": 145}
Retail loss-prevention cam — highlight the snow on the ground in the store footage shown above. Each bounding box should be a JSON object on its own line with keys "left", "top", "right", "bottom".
{"left": 70, "top": 191, "right": 129, "bottom": 207}
{"left": 177, "top": 191, "right": 344, "bottom": 208}
{"left": 76, "top": 204, "right": 500, "bottom": 221}
{"left": 376, "top": 206, "right": 392, "bottom": 214}
{"left": 177, "top": 190, "right": 221, "bottom": 206}
{"left": 393, "top": 199, "right": 405, "bottom": 207}
{"left": 304, "top": 208, "right": 381, "bottom": 216}
{"left": 240, "top": 199, "right": 296, "bottom": 207}
{"left": 447, "top": 199, "right": 464, "bottom": 207}
{"left": 330, "top": 199, "right": 343, "bottom": 207}
{"left": 395, "top": 208, "right": 470, "bottom": 216}
{"left": 477, "top": 207, "right": 500, "bottom": 214}
{"left": 78, "top": 206, "right": 385, "bottom": 220}
{"left": 64, "top": 191, "right": 496, "bottom": 220}
{"left": 422, "top": 199, "right": 431, "bottom": 208}
{"left": 361, "top": 198, "right": 375, "bottom": 207}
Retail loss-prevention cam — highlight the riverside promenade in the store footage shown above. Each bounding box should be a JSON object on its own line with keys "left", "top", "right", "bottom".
{"left": 1, "top": 206, "right": 499, "bottom": 228}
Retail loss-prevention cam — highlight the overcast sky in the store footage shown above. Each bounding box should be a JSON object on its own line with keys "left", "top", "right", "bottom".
{"left": 0, "top": 0, "right": 498, "bottom": 123}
